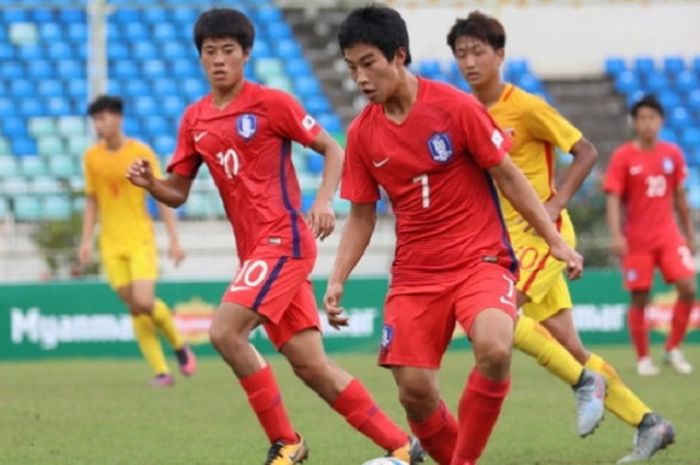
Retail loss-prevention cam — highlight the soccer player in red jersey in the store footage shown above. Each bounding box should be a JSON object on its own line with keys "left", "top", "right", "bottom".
{"left": 126, "top": 8, "right": 423, "bottom": 465}
{"left": 325, "top": 6, "right": 583, "bottom": 465}
{"left": 605, "top": 94, "right": 696, "bottom": 376}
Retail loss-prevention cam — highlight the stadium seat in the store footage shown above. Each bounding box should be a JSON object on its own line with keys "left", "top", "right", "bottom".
{"left": 2, "top": 116, "right": 27, "bottom": 139}
{"left": 153, "top": 23, "right": 177, "bottom": 42}
{"left": 31, "top": 175, "right": 62, "bottom": 194}
{"left": 20, "top": 156, "right": 47, "bottom": 176}
{"left": 615, "top": 71, "right": 640, "bottom": 94}
{"left": 67, "top": 23, "right": 87, "bottom": 43}
{"left": 267, "top": 21, "right": 294, "bottom": 41}
{"left": 305, "top": 153, "right": 324, "bottom": 175}
{"left": 687, "top": 89, "right": 700, "bottom": 112}
{"left": 517, "top": 73, "right": 543, "bottom": 93}
{"left": 66, "top": 135, "right": 89, "bottom": 157}
{"left": 57, "top": 117, "right": 85, "bottom": 138}
{"left": 38, "top": 79, "right": 65, "bottom": 98}
{"left": 275, "top": 39, "right": 303, "bottom": 59}
{"left": 67, "top": 79, "right": 87, "bottom": 99}
{"left": 69, "top": 175, "right": 85, "bottom": 193}
{"left": 0, "top": 197, "right": 9, "bottom": 219}
{"left": 153, "top": 135, "right": 176, "bottom": 156}
{"left": 31, "top": 8, "right": 55, "bottom": 23}
{"left": 301, "top": 191, "right": 315, "bottom": 213}
{"left": 20, "top": 98, "right": 43, "bottom": 118}
{"left": 134, "top": 96, "right": 159, "bottom": 116}
{"left": 0, "top": 62, "right": 24, "bottom": 80}
{"left": 142, "top": 8, "right": 168, "bottom": 24}
{"left": 285, "top": 58, "right": 313, "bottom": 78}
{"left": 144, "top": 116, "right": 169, "bottom": 136}
{"left": 133, "top": 42, "right": 158, "bottom": 60}
{"left": 125, "top": 80, "right": 151, "bottom": 97}
{"left": 659, "top": 128, "right": 678, "bottom": 145}
{"left": 604, "top": 57, "right": 626, "bottom": 76}
{"left": 294, "top": 76, "right": 321, "bottom": 97}
{"left": 12, "top": 137, "right": 37, "bottom": 156}
{"left": 57, "top": 59, "right": 83, "bottom": 80}
{"left": 112, "top": 8, "right": 140, "bottom": 24}
{"left": 1, "top": 176, "right": 30, "bottom": 196}
{"left": 633, "top": 56, "right": 656, "bottom": 76}
{"left": 255, "top": 6, "right": 283, "bottom": 24}
{"left": 14, "top": 196, "right": 42, "bottom": 221}
{"left": 669, "top": 107, "right": 691, "bottom": 130}
{"left": 184, "top": 192, "right": 211, "bottom": 219}
{"left": 172, "top": 8, "right": 198, "bottom": 25}
{"left": 255, "top": 58, "right": 285, "bottom": 80}
{"left": 46, "top": 96, "right": 72, "bottom": 116}
{"left": 9, "top": 23, "right": 38, "bottom": 46}
{"left": 265, "top": 76, "right": 293, "bottom": 93}
{"left": 142, "top": 60, "right": 167, "bottom": 79}
{"left": 658, "top": 90, "right": 682, "bottom": 110}
{"left": 418, "top": 60, "right": 442, "bottom": 79}
{"left": 304, "top": 95, "right": 332, "bottom": 115}
{"left": 48, "top": 155, "right": 75, "bottom": 178}
{"left": 72, "top": 195, "right": 85, "bottom": 213}
{"left": 38, "top": 136, "right": 65, "bottom": 156}
{"left": 11, "top": 80, "right": 35, "bottom": 98}
{"left": 58, "top": 9, "right": 85, "bottom": 23}
{"left": 162, "top": 95, "right": 185, "bottom": 117}
{"left": 253, "top": 40, "right": 272, "bottom": 59}
{"left": 645, "top": 72, "right": 669, "bottom": 93}
{"left": 162, "top": 42, "right": 189, "bottom": 60}
{"left": 107, "top": 42, "right": 129, "bottom": 60}
{"left": 0, "top": 157, "right": 19, "bottom": 177}
{"left": 111, "top": 60, "right": 139, "bottom": 80}
{"left": 172, "top": 59, "right": 200, "bottom": 79}
{"left": 0, "top": 43, "right": 15, "bottom": 60}
{"left": 681, "top": 128, "right": 700, "bottom": 150}
{"left": 663, "top": 56, "right": 685, "bottom": 76}
{"left": 151, "top": 79, "right": 178, "bottom": 97}
{"left": 124, "top": 23, "right": 149, "bottom": 41}
{"left": 675, "top": 71, "right": 698, "bottom": 94}
{"left": 333, "top": 196, "right": 351, "bottom": 215}
{"left": 43, "top": 195, "right": 72, "bottom": 220}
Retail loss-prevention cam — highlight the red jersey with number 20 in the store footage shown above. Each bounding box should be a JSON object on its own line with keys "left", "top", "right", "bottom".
{"left": 603, "top": 141, "right": 687, "bottom": 250}
{"left": 168, "top": 82, "right": 321, "bottom": 261}
{"left": 341, "top": 78, "right": 516, "bottom": 285}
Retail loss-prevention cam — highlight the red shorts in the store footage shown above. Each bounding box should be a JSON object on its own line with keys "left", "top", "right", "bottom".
{"left": 222, "top": 256, "right": 320, "bottom": 349}
{"left": 378, "top": 262, "right": 517, "bottom": 369}
{"left": 623, "top": 237, "right": 696, "bottom": 291}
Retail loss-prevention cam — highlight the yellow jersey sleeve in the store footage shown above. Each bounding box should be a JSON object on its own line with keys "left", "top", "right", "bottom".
{"left": 83, "top": 150, "right": 96, "bottom": 196}
{"left": 524, "top": 99, "right": 582, "bottom": 153}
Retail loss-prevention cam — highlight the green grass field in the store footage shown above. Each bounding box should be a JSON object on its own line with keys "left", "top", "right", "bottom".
{"left": 2, "top": 346, "right": 699, "bottom": 465}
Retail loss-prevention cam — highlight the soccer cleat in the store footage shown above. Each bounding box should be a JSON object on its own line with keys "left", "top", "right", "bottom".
{"left": 573, "top": 369, "right": 606, "bottom": 437}
{"left": 176, "top": 344, "right": 198, "bottom": 377}
{"left": 617, "top": 413, "right": 675, "bottom": 463}
{"left": 664, "top": 349, "right": 693, "bottom": 375}
{"left": 150, "top": 373, "right": 175, "bottom": 387}
{"left": 265, "top": 435, "right": 308, "bottom": 465}
{"left": 636, "top": 356, "right": 660, "bottom": 376}
{"left": 387, "top": 436, "right": 425, "bottom": 464}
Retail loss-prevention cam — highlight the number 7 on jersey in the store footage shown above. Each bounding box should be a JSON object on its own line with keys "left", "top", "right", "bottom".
{"left": 412, "top": 174, "right": 430, "bottom": 208}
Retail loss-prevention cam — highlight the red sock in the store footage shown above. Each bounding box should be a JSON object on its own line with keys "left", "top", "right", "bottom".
{"left": 240, "top": 365, "right": 297, "bottom": 444}
{"left": 408, "top": 399, "right": 458, "bottom": 465}
{"left": 665, "top": 300, "right": 693, "bottom": 351}
{"left": 451, "top": 369, "right": 510, "bottom": 465}
{"left": 331, "top": 379, "right": 407, "bottom": 451}
{"left": 627, "top": 306, "right": 649, "bottom": 359}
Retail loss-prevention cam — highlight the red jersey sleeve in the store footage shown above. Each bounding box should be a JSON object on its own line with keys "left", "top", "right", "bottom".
{"left": 603, "top": 147, "right": 627, "bottom": 195}
{"left": 340, "top": 123, "right": 380, "bottom": 203}
{"left": 672, "top": 145, "right": 688, "bottom": 189}
{"left": 460, "top": 96, "right": 512, "bottom": 169}
{"left": 167, "top": 108, "right": 202, "bottom": 179}
{"left": 266, "top": 90, "right": 321, "bottom": 147}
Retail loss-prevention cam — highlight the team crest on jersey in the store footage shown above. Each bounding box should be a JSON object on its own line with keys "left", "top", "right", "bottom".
{"left": 236, "top": 114, "right": 257, "bottom": 140}
{"left": 427, "top": 133, "right": 453, "bottom": 163}
{"left": 380, "top": 324, "right": 394, "bottom": 350}
{"left": 627, "top": 269, "right": 638, "bottom": 282}
{"left": 662, "top": 157, "right": 674, "bottom": 174}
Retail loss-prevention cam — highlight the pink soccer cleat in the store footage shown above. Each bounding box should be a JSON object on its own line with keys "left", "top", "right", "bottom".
{"left": 150, "top": 373, "right": 175, "bottom": 388}
{"left": 176, "top": 345, "right": 197, "bottom": 377}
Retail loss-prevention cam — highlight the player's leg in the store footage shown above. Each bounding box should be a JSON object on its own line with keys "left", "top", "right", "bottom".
{"left": 622, "top": 251, "right": 657, "bottom": 374}
{"left": 451, "top": 266, "right": 516, "bottom": 465}
{"left": 281, "top": 328, "right": 421, "bottom": 463}
{"left": 660, "top": 242, "right": 696, "bottom": 374}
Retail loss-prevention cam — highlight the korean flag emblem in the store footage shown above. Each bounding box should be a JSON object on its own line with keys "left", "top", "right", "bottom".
{"left": 662, "top": 157, "right": 674, "bottom": 174}
{"left": 236, "top": 114, "right": 257, "bottom": 140}
{"left": 427, "top": 133, "right": 454, "bottom": 163}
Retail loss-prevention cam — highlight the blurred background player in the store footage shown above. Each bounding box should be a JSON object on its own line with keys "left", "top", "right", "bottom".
{"left": 604, "top": 94, "right": 696, "bottom": 376}
{"left": 78, "top": 95, "right": 196, "bottom": 387}
{"left": 448, "top": 12, "right": 675, "bottom": 462}
{"left": 127, "top": 9, "right": 422, "bottom": 465}
{"left": 327, "top": 6, "right": 583, "bottom": 465}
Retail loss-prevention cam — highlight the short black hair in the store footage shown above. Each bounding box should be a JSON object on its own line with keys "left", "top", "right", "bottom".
{"left": 193, "top": 8, "right": 255, "bottom": 54}
{"left": 87, "top": 95, "right": 123, "bottom": 116}
{"left": 631, "top": 94, "right": 664, "bottom": 118}
{"left": 447, "top": 11, "right": 506, "bottom": 54}
{"left": 338, "top": 5, "right": 412, "bottom": 65}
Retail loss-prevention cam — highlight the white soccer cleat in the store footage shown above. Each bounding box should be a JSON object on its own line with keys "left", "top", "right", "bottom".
{"left": 664, "top": 349, "right": 693, "bottom": 375}
{"left": 636, "top": 357, "right": 660, "bottom": 376}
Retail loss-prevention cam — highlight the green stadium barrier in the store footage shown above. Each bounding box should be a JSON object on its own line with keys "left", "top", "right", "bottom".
{"left": 1, "top": 271, "right": 698, "bottom": 360}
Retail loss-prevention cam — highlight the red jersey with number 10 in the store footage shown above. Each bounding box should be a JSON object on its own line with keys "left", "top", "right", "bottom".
{"left": 341, "top": 78, "right": 517, "bottom": 285}
{"left": 168, "top": 82, "right": 321, "bottom": 261}
{"left": 603, "top": 140, "right": 687, "bottom": 250}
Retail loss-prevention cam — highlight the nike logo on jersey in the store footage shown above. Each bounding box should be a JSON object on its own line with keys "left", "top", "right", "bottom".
{"left": 229, "top": 285, "right": 250, "bottom": 293}
{"left": 372, "top": 157, "right": 390, "bottom": 168}
{"left": 194, "top": 131, "right": 208, "bottom": 142}
{"left": 629, "top": 165, "right": 643, "bottom": 175}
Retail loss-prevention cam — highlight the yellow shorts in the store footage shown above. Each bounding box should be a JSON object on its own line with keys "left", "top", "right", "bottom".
{"left": 101, "top": 241, "right": 158, "bottom": 289}
{"left": 510, "top": 210, "right": 576, "bottom": 322}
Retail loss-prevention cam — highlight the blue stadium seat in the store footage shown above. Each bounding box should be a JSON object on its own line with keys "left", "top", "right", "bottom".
{"left": 153, "top": 23, "right": 177, "bottom": 42}
{"left": 125, "top": 79, "right": 150, "bottom": 97}
{"left": 107, "top": 80, "right": 123, "bottom": 96}
{"left": 67, "top": 23, "right": 87, "bottom": 42}
{"left": 142, "top": 8, "right": 168, "bottom": 24}
{"left": 317, "top": 114, "right": 342, "bottom": 133}
{"left": 0, "top": 43, "right": 15, "bottom": 60}
{"left": 162, "top": 96, "right": 186, "bottom": 118}
{"left": 604, "top": 57, "right": 626, "bottom": 76}
{"left": 12, "top": 138, "right": 36, "bottom": 156}
{"left": 144, "top": 116, "right": 169, "bottom": 136}
{"left": 172, "top": 59, "right": 200, "bottom": 78}
{"left": 11, "top": 80, "right": 35, "bottom": 98}
{"left": 418, "top": 60, "right": 442, "bottom": 79}
{"left": 48, "top": 155, "right": 75, "bottom": 178}
{"left": 286, "top": 58, "right": 313, "bottom": 78}
{"left": 112, "top": 8, "right": 140, "bottom": 24}
{"left": 172, "top": 8, "right": 198, "bottom": 25}
{"left": 133, "top": 42, "right": 158, "bottom": 60}
{"left": 108, "top": 42, "right": 129, "bottom": 60}
{"left": 669, "top": 107, "right": 691, "bottom": 130}
{"left": 267, "top": 21, "right": 294, "bottom": 41}
{"left": 633, "top": 56, "right": 656, "bottom": 76}
{"left": 47, "top": 97, "right": 72, "bottom": 116}
{"left": 43, "top": 195, "right": 72, "bottom": 220}
{"left": 676, "top": 71, "right": 698, "bottom": 94}
{"left": 111, "top": 60, "right": 139, "bottom": 80}
{"left": 0, "top": 157, "right": 19, "bottom": 177}
{"left": 0, "top": 98, "right": 15, "bottom": 119}
{"left": 38, "top": 79, "right": 64, "bottom": 98}
{"left": 163, "top": 42, "right": 189, "bottom": 60}
{"left": 142, "top": 60, "right": 167, "bottom": 79}
{"left": 124, "top": 23, "right": 149, "bottom": 41}
{"left": 304, "top": 95, "right": 332, "bottom": 115}
{"left": 134, "top": 96, "right": 159, "bottom": 116}
{"left": 645, "top": 72, "right": 669, "bottom": 93}
{"left": 615, "top": 71, "right": 640, "bottom": 94}
{"left": 255, "top": 6, "right": 283, "bottom": 24}
{"left": 34, "top": 60, "right": 54, "bottom": 79}
{"left": 1, "top": 116, "right": 26, "bottom": 138}
{"left": 122, "top": 117, "right": 139, "bottom": 135}
{"left": 0, "top": 81, "right": 5, "bottom": 97}
{"left": 153, "top": 135, "right": 176, "bottom": 156}
{"left": 14, "top": 196, "right": 42, "bottom": 221}
{"left": 20, "top": 98, "right": 43, "bottom": 118}
{"left": 681, "top": 128, "right": 700, "bottom": 150}
{"left": 31, "top": 8, "right": 55, "bottom": 23}
{"left": 31, "top": 175, "right": 61, "bottom": 194}
{"left": 685, "top": 147, "right": 700, "bottom": 167}
{"left": 663, "top": 56, "right": 685, "bottom": 76}
{"left": 253, "top": 40, "right": 272, "bottom": 59}
{"left": 151, "top": 79, "right": 178, "bottom": 97}
{"left": 1, "top": 62, "right": 24, "bottom": 80}
{"left": 294, "top": 76, "right": 321, "bottom": 97}
{"left": 58, "top": 9, "right": 85, "bottom": 23}
{"left": 181, "top": 78, "right": 206, "bottom": 99}
{"left": 687, "top": 89, "right": 700, "bottom": 112}
{"left": 57, "top": 59, "right": 83, "bottom": 80}
{"left": 2, "top": 9, "right": 29, "bottom": 22}
{"left": 39, "top": 23, "right": 63, "bottom": 42}
{"left": 65, "top": 79, "right": 86, "bottom": 99}
{"left": 658, "top": 90, "right": 682, "bottom": 110}
{"left": 275, "top": 39, "right": 303, "bottom": 59}
{"left": 19, "top": 45, "right": 43, "bottom": 61}
{"left": 518, "top": 73, "right": 543, "bottom": 93}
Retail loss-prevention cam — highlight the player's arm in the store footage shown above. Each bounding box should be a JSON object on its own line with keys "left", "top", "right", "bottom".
{"left": 324, "top": 202, "right": 377, "bottom": 328}
{"left": 77, "top": 195, "right": 98, "bottom": 266}
{"left": 605, "top": 193, "right": 627, "bottom": 257}
{"left": 674, "top": 186, "right": 695, "bottom": 253}
{"left": 157, "top": 203, "right": 186, "bottom": 266}
{"left": 489, "top": 156, "right": 583, "bottom": 279}
{"left": 126, "top": 160, "right": 193, "bottom": 208}
{"left": 547, "top": 137, "right": 598, "bottom": 219}
{"left": 307, "top": 131, "right": 344, "bottom": 240}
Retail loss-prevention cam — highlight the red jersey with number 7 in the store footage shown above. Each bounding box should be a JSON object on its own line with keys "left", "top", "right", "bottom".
{"left": 603, "top": 140, "right": 687, "bottom": 250}
{"left": 341, "top": 78, "right": 517, "bottom": 285}
{"left": 168, "top": 82, "right": 321, "bottom": 261}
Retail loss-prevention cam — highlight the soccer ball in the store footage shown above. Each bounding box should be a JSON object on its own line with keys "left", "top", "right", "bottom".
{"left": 361, "top": 459, "right": 409, "bottom": 465}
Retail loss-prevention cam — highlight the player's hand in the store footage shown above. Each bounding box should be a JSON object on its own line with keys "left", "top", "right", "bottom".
{"left": 550, "top": 240, "right": 584, "bottom": 280}
{"left": 524, "top": 198, "right": 561, "bottom": 233}
{"left": 323, "top": 281, "right": 349, "bottom": 329}
{"left": 126, "top": 159, "right": 155, "bottom": 188}
{"left": 610, "top": 234, "right": 627, "bottom": 257}
{"left": 307, "top": 199, "right": 335, "bottom": 241}
{"left": 77, "top": 240, "right": 91, "bottom": 267}
{"left": 168, "top": 240, "right": 186, "bottom": 267}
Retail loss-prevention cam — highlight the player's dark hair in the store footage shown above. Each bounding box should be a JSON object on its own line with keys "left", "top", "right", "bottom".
{"left": 631, "top": 94, "right": 664, "bottom": 118}
{"left": 338, "top": 5, "right": 412, "bottom": 65}
{"left": 446, "top": 11, "right": 506, "bottom": 53}
{"left": 87, "top": 95, "right": 123, "bottom": 116}
{"left": 194, "top": 8, "right": 255, "bottom": 54}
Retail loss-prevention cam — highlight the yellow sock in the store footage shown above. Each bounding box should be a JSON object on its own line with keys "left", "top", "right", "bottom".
{"left": 151, "top": 298, "right": 185, "bottom": 350}
{"left": 585, "top": 352, "right": 651, "bottom": 426}
{"left": 514, "top": 315, "right": 582, "bottom": 385}
{"left": 132, "top": 314, "right": 169, "bottom": 375}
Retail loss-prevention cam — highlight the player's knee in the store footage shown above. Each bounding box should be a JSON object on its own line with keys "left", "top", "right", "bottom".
{"left": 291, "top": 358, "right": 326, "bottom": 384}
{"left": 677, "top": 283, "right": 696, "bottom": 302}
{"left": 208, "top": 320, "right": 241, "bottom": 353}
{"left": 130, "top": 298, "right": 154, "bottom": 315}
{"left": 476, "top": 342, "right": 512, "bottom": 377}
{"left": 398, "top": 382, "right": 440, "bottom": 417}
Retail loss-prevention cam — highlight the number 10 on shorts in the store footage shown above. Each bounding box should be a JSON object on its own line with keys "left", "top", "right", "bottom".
{"left": 230, "top": 259, "right": 270, "bottom": 292}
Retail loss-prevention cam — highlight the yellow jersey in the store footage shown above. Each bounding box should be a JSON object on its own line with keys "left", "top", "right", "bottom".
{"left": 83, "top": 138, "right": 162, "bottom": 252}
{"left": 489, "top": 84, "right": 582, "bottom": 227}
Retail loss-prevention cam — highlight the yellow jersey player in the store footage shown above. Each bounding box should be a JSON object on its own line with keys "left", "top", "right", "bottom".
{"left": 78, "top": 95, "right": 196, "bottom": 387}
{"left": 448, "top": 12, "right": 675, "bottom": 463}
